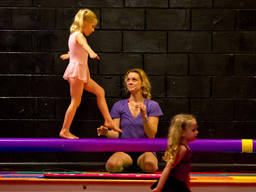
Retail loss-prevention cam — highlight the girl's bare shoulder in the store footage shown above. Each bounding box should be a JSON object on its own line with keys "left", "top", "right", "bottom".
{"left": 178, "top": 145, "right": 187, "bottom": 156}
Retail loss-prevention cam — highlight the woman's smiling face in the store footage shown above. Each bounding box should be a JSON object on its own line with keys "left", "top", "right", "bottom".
{"left": 126, "top": 72, "right": 143, "bottom": 94}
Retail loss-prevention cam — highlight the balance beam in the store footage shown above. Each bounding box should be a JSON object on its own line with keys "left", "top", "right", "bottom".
{"left": 0, "top": 138, "right": 254, "bottom": 153}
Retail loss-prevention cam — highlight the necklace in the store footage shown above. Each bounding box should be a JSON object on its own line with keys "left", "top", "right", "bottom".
{"left": 127, "top": 99, "right": 141, "bottom": 112}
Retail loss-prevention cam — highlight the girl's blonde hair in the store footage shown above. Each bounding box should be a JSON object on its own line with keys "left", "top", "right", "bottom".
{"left": 163, "top": 114, "right": 195, "bottom": 164}
{"left": 124, "top": 68, "right": 151, "bottom": 99}
{"left": 70, "top": 9, "right": 98, "bottom": 34}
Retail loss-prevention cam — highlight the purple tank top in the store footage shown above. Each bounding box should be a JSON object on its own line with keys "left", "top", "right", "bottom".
{"left": 169, "top": 145, "right": 192, "bottom": 182}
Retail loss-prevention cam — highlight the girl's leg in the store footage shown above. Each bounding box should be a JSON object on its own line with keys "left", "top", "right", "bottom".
{"left": 84, "top": 79, "right": 122, "bottom": 133}
{"left": 137, "top": 152, "right": 158, "bottom": 173}
{"left": 106, "top": 152, "right": 133, "bottom": 172}
{"left": 59, "top": 78, "right": 84, "bottom": 139}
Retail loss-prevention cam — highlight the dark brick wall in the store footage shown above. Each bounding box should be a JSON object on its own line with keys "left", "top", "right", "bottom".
{"left": 0, "top": 0, "right": 255, "bottom": 171}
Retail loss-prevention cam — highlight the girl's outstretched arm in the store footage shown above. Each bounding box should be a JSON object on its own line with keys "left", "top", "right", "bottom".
{"left": 152, "top": 145, "right": 187, "bottom": 192}
{"left": 60, "top": 52, "right": 70, "bottom": 60}
{"left": 76, "top": 32, "right": 100, "bottom": 60}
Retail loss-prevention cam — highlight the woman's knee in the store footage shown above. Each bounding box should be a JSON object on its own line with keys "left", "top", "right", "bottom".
{"left": 106, "top": 160, "right": 124, "bottom": 173}
{"left": 141, "top": 160, "right": 158, "bottom": 173}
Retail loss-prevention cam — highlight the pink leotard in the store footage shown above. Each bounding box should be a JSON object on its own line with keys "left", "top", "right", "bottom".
{"left": 63, "top": 31, "right": 90, "bottom": 83}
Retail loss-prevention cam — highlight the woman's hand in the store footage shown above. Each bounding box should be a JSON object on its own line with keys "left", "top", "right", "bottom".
{"left": 136, "top": 103, "right": 148, "bottom": 121}
{"left": 97, "top": 126, "right": 108, "bottom": 136}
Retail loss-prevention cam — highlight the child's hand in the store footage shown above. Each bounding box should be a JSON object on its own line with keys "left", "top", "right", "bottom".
{"left": 97, "top": 126, "right": 108, "bottom": 136}
{"left": 89, "top": 52, "right": 100, "bottom": 60}
{"left": 60, "top": 53, "right": 70, "bottom": 60}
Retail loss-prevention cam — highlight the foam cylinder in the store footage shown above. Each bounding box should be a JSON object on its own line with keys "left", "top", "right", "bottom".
{"left": 0, "top": 138, "right": 254, "bottom": 152}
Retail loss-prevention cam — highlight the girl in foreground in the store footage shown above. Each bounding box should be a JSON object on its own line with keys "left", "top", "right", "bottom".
{"left": 152, "top": 114, "right": 198, "bottom": 192}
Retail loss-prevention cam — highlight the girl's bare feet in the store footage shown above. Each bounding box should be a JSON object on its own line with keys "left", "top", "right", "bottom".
{"left": 59, "top": 131, "right": 79, "bottom": 139}
{"left": 104, "top": 120, "right": 122, "bottom": 133}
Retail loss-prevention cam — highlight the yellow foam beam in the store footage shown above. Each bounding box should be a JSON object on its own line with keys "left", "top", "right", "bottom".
{"left": 242, "top": 139, "right": 253, "bottom": 153}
